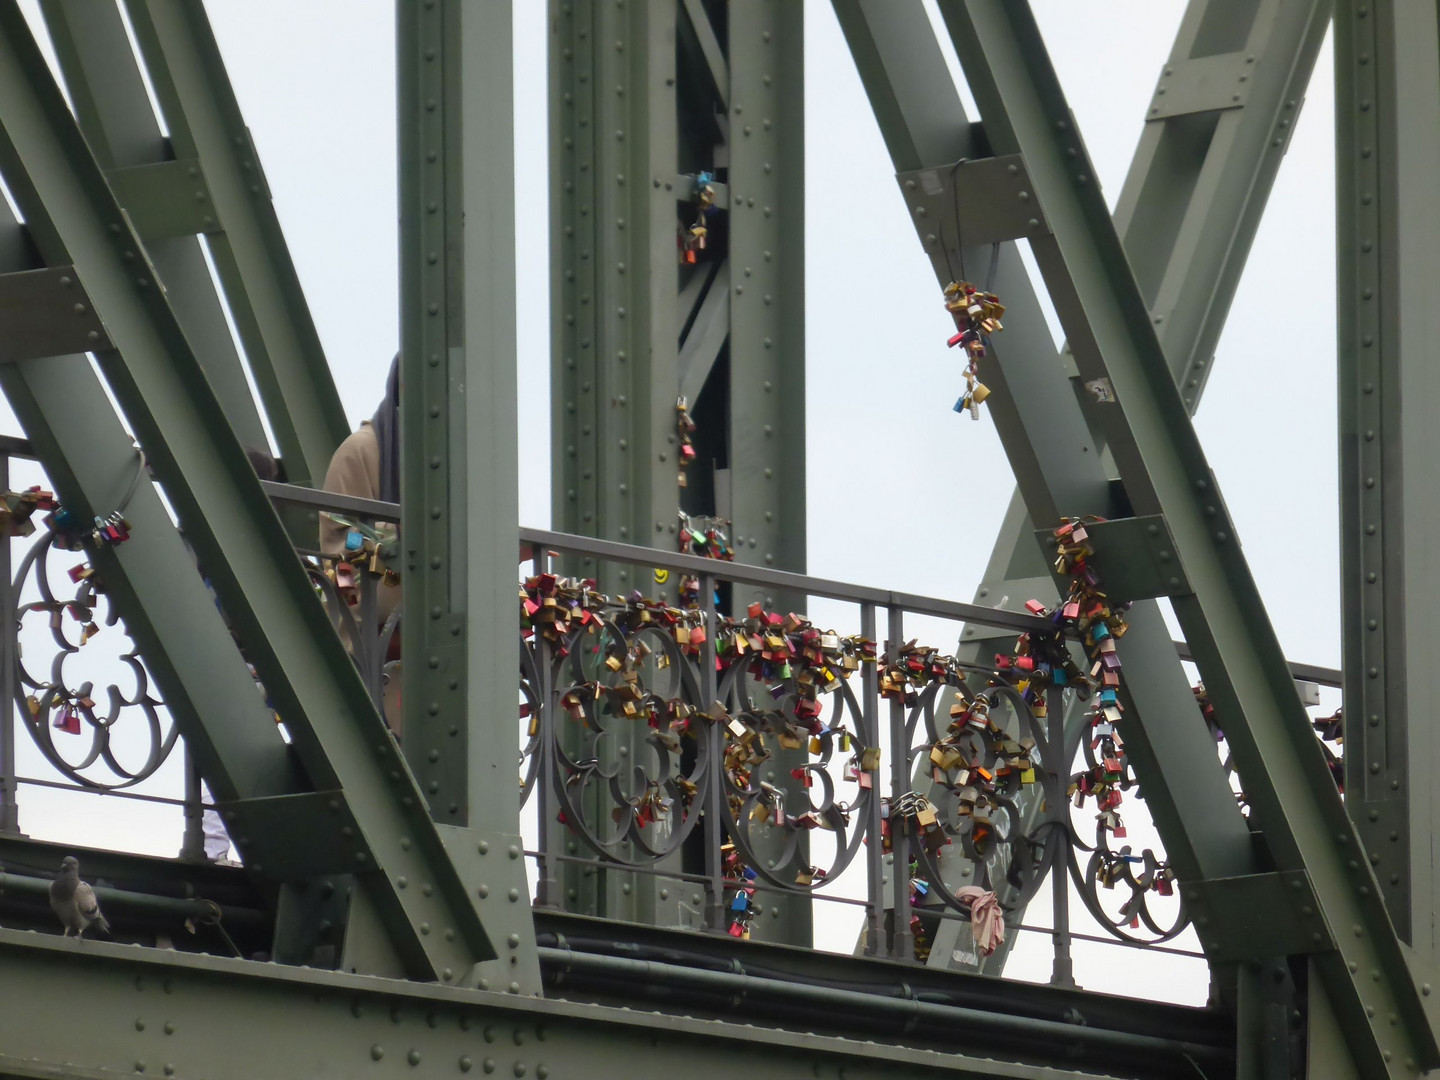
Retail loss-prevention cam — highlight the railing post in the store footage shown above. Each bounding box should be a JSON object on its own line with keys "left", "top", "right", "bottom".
{"left": 700, "top": 572, "right": 725, "bottom": 933}
{"left": 356, "top": 570, "right": 381, "bottom": 711}
{"left": 533, "top": 630, "right": 562, "bottom": 911}
{"left": 1047, "top": 685, "right": 1075, "bottom": 987}
{"left": 860, "top": 601, "right": 884, "bottom": 956}
{"left": 886, "top": 606, "right": 912, "bottom": 962}
{"left": 179, "top": 746, "right": 206, "bottom": 862}
{"left": 0, "top": 453, "right": 18, "bottom": 836}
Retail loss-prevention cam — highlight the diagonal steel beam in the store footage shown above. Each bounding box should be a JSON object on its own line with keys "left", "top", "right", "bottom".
{"left": 678, "top": 260, "right": 729, "bottom": 403}
{"left": 936, "top": 0, "right": 1436, "bottom": 1072}
{"left": 832, "top": 0, "right": 1328, "bottom": 975}
{"left": 118, "top": 0, "right": 349, "bottom": 486}
{"left": 0, "top": 3, "right": 499, "bottom": 985}
{"left": 39, "top": 0, "right": 269, "bottom": 454}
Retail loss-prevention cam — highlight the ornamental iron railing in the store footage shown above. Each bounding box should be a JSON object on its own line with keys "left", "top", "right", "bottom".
{"left": 0, "top": 461, "right": 1343, "bottom": 991}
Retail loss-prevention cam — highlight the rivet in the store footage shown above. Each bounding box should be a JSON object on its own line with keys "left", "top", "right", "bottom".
{"left": 372, "top": 1046, "right": 385, "bottom": 1061}
{"left": 410, "top": 1050, "right": 423, "bottom": 1066}
{"left": 461, "top": 1057, "right": 474, "bottom": 1073}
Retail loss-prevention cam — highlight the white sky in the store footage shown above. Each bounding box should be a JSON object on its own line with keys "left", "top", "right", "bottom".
{"left": 3, "top": 0, "right": 1341, "bottom": 1008}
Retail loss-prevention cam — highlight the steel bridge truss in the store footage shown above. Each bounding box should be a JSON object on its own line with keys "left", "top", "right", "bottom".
{"left": 0, "top": 1, "right": 1429, "bottom": 1078}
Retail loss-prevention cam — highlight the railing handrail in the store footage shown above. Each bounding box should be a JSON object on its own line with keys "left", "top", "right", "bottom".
{"left": 261, "top": 480, "right": 1345, "bottom": 685}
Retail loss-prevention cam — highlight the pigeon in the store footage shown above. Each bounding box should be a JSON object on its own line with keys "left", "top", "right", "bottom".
{"left": 49, "top": 856, "right": 110, "bottom": 939}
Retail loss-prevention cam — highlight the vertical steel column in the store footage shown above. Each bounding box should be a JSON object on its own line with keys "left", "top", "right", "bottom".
{"left": 723, "top": 0, "right": 810, "bottom": 950}
{"left": 1334, "top": 0, "right": 1440, "bottom": 962}
{"left": 398, "top": 0, "right": 465, "bottom": 819}
{"left": 398, "top": 0, "right": 538, "bottom": 992}
{"left": 549, "top": 0, "right": 677, "bottom": 578}
{"left": 725, "top": 2, "right": 805, "bottom": 585}
{"left": 548, "top": 0, "right": 683, "bottom": 926}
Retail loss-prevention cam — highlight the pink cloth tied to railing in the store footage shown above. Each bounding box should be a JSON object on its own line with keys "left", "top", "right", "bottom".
{"left": 955, "top": 886, "right": 1005, "bottom": 957}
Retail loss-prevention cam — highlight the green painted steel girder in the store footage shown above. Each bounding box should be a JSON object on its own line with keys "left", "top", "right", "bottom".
{"left": 720, "top": 0, "right": 811, "bottom": 950}
{"left": 724, "top": 1, "right": 806, "bottom": 592}
{"left": 397, "top": 0, "right": 469, "bottom": 823}
{"left": 833, "top": 0, "right": 1260, "bottom": 967}
{"left": 0, "top": 272, "right": 303, "bottom": 816}
{"left": 545, "top": 0, "right": 689, "bottom": 929}
{"left": 1334, "top": 0, "right": 1440, "bottom": 967}
{"left": 0, "top": 3, "right": 501, "bottom": 985}
{"left": 548, "top": 0, "right": 678, "bottom": 579}
{"left": 0, "top": 929, "right": 1103, "bottom": 1080}
{"left": 117, "top": 0, "right": 350, "bottom": 486}
{"left": 833, "top": 0, "right": 1329, "bottom": 978}
{"left": 39, "top": 0, "right": 270, "bottom": 456}
{"left": 546, "top": 0, "right": 812, "bottom": 940}
{"left": 935, "top": 0, "right": 1436, "bottom": 1072}
{"left": 1115, "top": 0, "right": 1329, "bottom": 415}
{"left": 396, "top": 0, "right": 538, "bottom": 992}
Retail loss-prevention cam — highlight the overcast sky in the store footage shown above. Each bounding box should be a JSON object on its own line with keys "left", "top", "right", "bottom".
{"left": 4, "top": 1, "right": 1339, "bottom": 1006}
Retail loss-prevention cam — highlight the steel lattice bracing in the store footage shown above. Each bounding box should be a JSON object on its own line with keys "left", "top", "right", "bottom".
{"left": 833, "top": 0, "right": 1330, "bottom": 981}
{"left": 0, "top": 0, "right": 1431, "bottom": 1077}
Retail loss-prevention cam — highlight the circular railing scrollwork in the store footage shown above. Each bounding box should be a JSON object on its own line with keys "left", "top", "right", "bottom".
{"left": 14, "top": 531, "right": 175, "bottom": 790}
{"left": 901, "top": 682, "right": 1056, "bottom": 919}
{"left": 540, "top": 617, "right": 712, "bottom": 865}
{"left": 715, "top": 658, "right": 876, "bottom": 895}
{"left": 1064, "top": 733, "right": 1186, "bottom": 945}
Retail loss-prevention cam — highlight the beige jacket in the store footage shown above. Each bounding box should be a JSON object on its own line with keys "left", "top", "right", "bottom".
{"left": 320, "top": 422, "right": 384, "bottom": 557}
{"left": 321, "top": 423, "right": 402, "bottom": 738}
